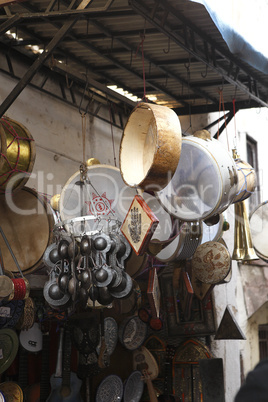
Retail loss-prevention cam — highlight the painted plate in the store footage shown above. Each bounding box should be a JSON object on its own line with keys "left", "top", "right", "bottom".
{"left": 96, "top": 317, "right": 118, "bottom": 356}
{"left": 124, "top": 370, "right": 144, "bottom": 402}
{"left": 191, "top": 241, "right": 231, "bottom": 284}
{"left": 96, "top": 375, "right": 123, "bottom": 402}
{"left": 0, "top": 300, "right": 24, "bottom": 329}
{"left": 0, "top": 328, "right": 19, "bottom": 374}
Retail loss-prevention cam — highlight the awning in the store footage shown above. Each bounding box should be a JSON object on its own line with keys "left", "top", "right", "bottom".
{"left": 191, "top": 0, "right": 268, "bottom": 74}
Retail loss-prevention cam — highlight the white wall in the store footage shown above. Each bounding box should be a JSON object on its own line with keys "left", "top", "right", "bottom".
{"left": 0, "top": 74, "right": 124, "bottom": 198}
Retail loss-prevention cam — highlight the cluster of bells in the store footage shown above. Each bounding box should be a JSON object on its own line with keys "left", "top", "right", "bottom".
{"left": 43, "top": 227, "right": 133, "bottom": 310}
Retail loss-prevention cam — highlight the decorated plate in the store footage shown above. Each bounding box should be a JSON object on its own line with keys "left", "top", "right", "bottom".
{"left": 0, "top": 329, "right": 19, "bottom": 374}
{"left": 0, "top": 300, "right": 25, "bottom": 329}
{"left": 96, "top": 374, "right": 123, "bottom": 402}
{"left": 96, "top": 317, "right": 118, "bottom": 356}
{"left": 124, "top": 370, "right": 144, "bottom": 402}
{"left": 118, "top": 316, "right": 147, "bottom": 351}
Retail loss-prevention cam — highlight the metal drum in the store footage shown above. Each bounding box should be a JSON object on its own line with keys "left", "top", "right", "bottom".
{"left": 249, "top": 201, "right": 268, "bottom": 262}
{"left": 156, "top": 136, "right": 238, "bottom": 221}
{"left": 0, "top": 117, "right": 36, "bottom": 193}
{"left": 59, "top": 164, "right": 137, "bottom": 237}
{"left": 119, "top": 102, "right": 182, "bottom": 191}
{"left": 155, "top": 221, "right": 202, "bottom": 263}
{"left": 0, "top": 187, "right": 55, "bottom": 274}
{"left": 201, "top": 213, "right": 225, "bottom": 244}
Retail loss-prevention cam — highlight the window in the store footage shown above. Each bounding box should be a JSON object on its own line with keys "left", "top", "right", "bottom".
{"left": 259, "top": 324, "right": 268, "bottom": 360}
{"left": 246, "top": 135, "right": 260, "bottom": 214}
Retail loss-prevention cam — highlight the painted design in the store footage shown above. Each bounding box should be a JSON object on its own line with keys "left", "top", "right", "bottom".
{"left": 85, "top": 192, "right": 114, "bottom": 215}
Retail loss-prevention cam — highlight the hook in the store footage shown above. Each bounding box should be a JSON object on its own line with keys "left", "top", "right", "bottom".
{"left": 201, "top": 65, "right": 208, "bottom": 78}
{"left": 79, "top": 72, "right": 93, "bottom": 115}
{"left": 65, "top": 73, "right": 73, "bottom": 89}
{"left": 163, "top": 37, "right": 170, "bottom": 54}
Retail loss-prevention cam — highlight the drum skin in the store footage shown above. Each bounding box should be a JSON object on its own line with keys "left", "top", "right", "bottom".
{"left": 0, "top": 117, "right": 36, "bottom": 193}
{"left": 156, "top": 136, "right": 238, "bottom": 221}
{"left": 249, "top": 201, "right": 268, "bottom": 262}
{"left": 0, "top": 187, "right": 55, "bottom": 274}
{"left": 119, "top": 102, "right": 182, "bottom": 191}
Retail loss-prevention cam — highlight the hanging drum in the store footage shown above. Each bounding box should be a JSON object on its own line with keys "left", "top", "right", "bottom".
{"left": 0, "top": 117, "right": 35, "bottom": 193}
{"left": 233, "top": 156, "right": 256, "bottom": 203}
{"left": 59, "top": 164, "right": 137, "bottom": 237}
{"left": 0, "top": 186, "right": 55, "bottom": 274}
{"left": 156, "top": 136, "right": 238, "bottom": 221}
{"left": 249, "top": 201, "right": 268, "bottom": 262}
{"left": 155, "top": 221, "right": 202, "bottom": 263}
{"left": 201, "top": 213, "right": 225, "bottom": 245}
{"left": 119, "top": 102, "right": 182, "bottom": 191}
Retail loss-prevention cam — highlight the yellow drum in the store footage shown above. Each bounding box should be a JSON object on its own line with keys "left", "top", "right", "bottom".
{"left": 0, "top": 117, "right": 36, "bottom": 193}
{"left": 119, "top": 102, "right": 182, "bottom": 191}
{"left": 0, "top": 187, "right": 55, "bottom": 274}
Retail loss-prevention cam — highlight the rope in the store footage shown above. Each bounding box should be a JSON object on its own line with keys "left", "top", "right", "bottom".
{"left": 81, "top": 112, "right": 86, "bottom": 165}
{"left": 217, "top": 89, "right": 230, "bottom": 151}
{"left": 135, "top": 33, "right": 147, "bottom": 102}
{"left": 109, "top": 103, "right": 117, "bottom": 167}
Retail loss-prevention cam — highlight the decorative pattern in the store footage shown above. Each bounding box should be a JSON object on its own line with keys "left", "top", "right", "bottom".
{"left": 191, "top": 241, "right": 230, "bottom": 284}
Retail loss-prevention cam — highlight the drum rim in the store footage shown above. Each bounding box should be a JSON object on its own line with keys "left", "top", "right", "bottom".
{"left": 0, "top": 186, "right": 55, "bottom": 274}
{"left": 249, "top": 200, "right": 268, "bottom": 259}
{"left": 119, "top": 102, "right": 182, "bottom": 190}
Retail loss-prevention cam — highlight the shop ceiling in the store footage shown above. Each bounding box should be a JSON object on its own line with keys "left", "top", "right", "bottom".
{"left": 0, "top": 0, "right": 267, "bottom": 130}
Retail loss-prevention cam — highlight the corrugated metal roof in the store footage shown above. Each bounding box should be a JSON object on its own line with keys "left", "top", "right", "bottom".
{"left": 0, "top": 0, "right": 267, "bottom": 120}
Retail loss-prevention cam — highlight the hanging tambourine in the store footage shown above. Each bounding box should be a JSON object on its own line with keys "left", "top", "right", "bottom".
{"left": 119, "top": 102, "right": 182, "bottom": 191}
{"left": 58, "top": 164, "right": 137, "bottom": 237}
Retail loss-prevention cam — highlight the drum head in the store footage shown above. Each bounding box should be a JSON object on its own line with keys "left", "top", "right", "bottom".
{"left": 157, "top": 137, "right": 237, "bottom": 221}
{"left": 0, "top": 187, "right": 54, "bottom": 274}
{"left": 59, "top": 164, "right": 137, "bottom": 236}
{"left": 250, "top": 201, "right": 268, "bottom": 261}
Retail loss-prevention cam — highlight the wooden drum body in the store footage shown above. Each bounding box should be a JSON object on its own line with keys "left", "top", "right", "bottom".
{"left": 157, "top": 136, "right": 238, "bottom": 221}
{"left": 0, "top": 117, "right": 36, "bottom": 193}
{"left": 233, "top": 158, "right": 256, "bottom": 203}
{"left": 0, "top": 187, "right": 55, "bottom": 274}
{"left": 119, "top": 102, "right": 182, "bottom": 191}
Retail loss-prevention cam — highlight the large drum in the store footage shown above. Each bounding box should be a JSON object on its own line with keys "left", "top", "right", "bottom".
{"left": 156, "top": 136, "right": 238, "bottom": 221}
{"left": 249, "top": 201, "right": 268, "bottom": 262}
{"left": 0, "top": 187, "right": 55, "bottom": 274}
{"left": 233, "top": 157, "right": 256, "bottom": 203}
{"left": 155, "top": 221, "right": 202, "bottom": 263}
{"left": 59, "top": 164, "right": 137, "bottom": 237}
{"left": 119, "top": 102, "right": 182, "bottom": 191}
{"left": 0, "top": 117, "right": 36, "bottom": 193}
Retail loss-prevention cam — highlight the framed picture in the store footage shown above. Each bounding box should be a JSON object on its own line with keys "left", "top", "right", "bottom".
{"left": 160, "top": 270, "right": 215, "bottom": 337}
